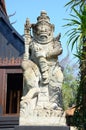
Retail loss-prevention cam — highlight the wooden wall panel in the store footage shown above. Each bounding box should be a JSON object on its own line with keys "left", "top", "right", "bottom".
{"left": 0, "top": 69, "right": 3, "bottom": 105}
{"left": 6, "top": 68, "right": 22, "bottom": 74}
{"left": 0, "top": 67, "right": 23, "bottom": 114}
{"left": 0, "top": 69, "right": 6, "bottom": 114}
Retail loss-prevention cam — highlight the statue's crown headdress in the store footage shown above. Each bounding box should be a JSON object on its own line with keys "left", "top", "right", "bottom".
{"left": 37, "top": 10, "right": 50, "bottom": 23}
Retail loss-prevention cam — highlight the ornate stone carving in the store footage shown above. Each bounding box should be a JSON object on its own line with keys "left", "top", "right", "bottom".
{"left": 20, "top": 11, "right": 66, "bottom": 126}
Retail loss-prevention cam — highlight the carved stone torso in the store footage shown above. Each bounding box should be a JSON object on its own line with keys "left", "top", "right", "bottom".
{"left": 30, "top": 40, "right": 60, "bottom": 63}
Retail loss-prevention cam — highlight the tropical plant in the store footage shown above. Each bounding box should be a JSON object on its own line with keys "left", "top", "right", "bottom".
{"left": 64, "top": 0, "right": 86, "bottom": 129}
{"left": 62, "top": 64, "right": 78, "bottom": 110}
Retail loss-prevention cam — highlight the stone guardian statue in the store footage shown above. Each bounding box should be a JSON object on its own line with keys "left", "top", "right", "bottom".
{"left": 19, "top": 11, "right": 66, "bottom": 126}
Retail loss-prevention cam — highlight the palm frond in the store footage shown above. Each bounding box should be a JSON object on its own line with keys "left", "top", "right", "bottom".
{"left": 71, "top": 35, "right": 79, "bottom": 50}
{"left": 72, "top": 7, "right": 82, "bottom": 19}
{"left": 71, "top": 1, "right": 83, "bottom": 9}
{"left": 67, "top": 34, "right": 77, "bottom": 45}
{"left": 64, "top": 0, "right": 74, "bottom": 7}
{"left": 73, "top": 53, "right": 81, "bottom": 60}
{"left": 65, "top": 0, "right": 85, "bottom": 9}
{"left": 69, "top": 13, "right": 78, "bottom": 19}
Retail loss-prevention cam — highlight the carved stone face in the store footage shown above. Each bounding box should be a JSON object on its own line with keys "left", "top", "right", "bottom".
{"left": 32, "top": 22, "right": 54, "bottom": 44}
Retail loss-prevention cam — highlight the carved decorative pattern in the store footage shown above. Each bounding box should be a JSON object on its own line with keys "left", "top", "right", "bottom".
{"left": 0, "top": 57, "right": 22, "bottom": 66}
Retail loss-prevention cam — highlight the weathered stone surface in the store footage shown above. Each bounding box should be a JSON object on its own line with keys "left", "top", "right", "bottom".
{"left": 19, "top": 11, "right": 66, "bottom": 126}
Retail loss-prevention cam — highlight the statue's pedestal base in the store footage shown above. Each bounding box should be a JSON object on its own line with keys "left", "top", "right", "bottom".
{"left": 20, "top": 109, "right": 66, "bottom": 126}
{"left": 20, "top": 116, "right": 66, "bottom": 126}
{"left": 15, "top": 126, "right": 70, "bottom": 130}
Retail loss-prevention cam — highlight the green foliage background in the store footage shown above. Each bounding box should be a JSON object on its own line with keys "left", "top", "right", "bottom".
{"left": 64, "top": 0, "right": 86, "bottom": 129}
{"left": 62, "top": 64, "right": 78, "bottom": 110}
